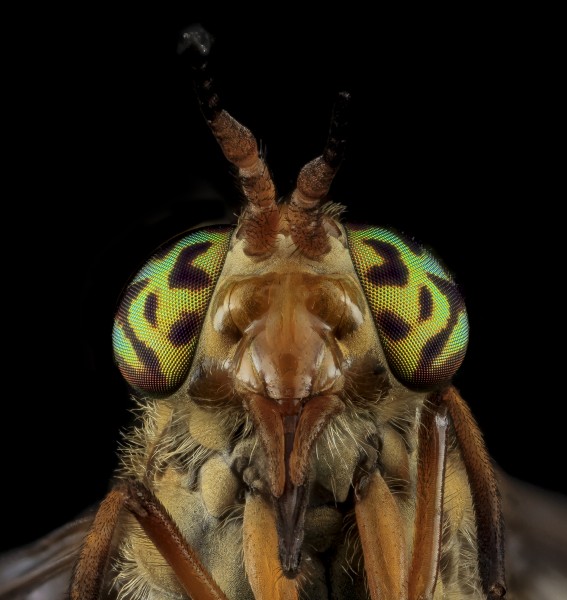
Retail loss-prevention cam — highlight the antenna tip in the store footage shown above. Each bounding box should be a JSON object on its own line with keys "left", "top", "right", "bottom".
{"left": 334, "top": 91, "right": 351, "bottom": 113}
{"left": 177, "top": 23, "right": 214, "bottom": 56}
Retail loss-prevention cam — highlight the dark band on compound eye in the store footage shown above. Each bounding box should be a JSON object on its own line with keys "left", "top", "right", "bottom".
{"left": 364, "top": 239, "right": 409, "bottom": 287}
{"left": 112, "top": 225, "right": 234, "bottom": 394}
{"left": 168, "top": 243, "right": 213, "bottom": 290}
{"left": 418, "top": 287, "right": 434, "bottom": 322}
{"left": 346, "top": 225, "right": 469, "bottom": 390}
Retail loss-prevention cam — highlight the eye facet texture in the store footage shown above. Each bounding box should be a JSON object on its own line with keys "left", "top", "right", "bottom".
{"left": 113, "top": 225, "right": 234, "bottom": 393}
{"left": 346, "top": 224, "right": 468, "bottom": 389}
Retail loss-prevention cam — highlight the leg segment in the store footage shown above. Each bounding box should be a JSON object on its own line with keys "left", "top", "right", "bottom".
{"left": 354, "top": 470, "right": 408, "bottom": 600}
{"left": 70, "top": 480, "right": 229, "bottom": 600}
{"left": 354, "top": 392, "right": 448, "bottom": 600}
{"left": 443, "top": 386, "right": 506, "bottom": 599}
{"left": 408, "top": 392, "right": 448, "bottom": 600}
{"left": 243, "top": 494, "right": 299, "bottom": 600}
{"left": 70, "top": 486, "right": 128, "bottom": 600}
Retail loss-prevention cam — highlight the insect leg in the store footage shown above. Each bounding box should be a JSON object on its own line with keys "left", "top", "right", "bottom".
{"left": 70, "top": 485, "right": 128, "bottom": 600}
{"left": 354, "top": 470, "right": 408, "bottom": 600}
{"left": 124, "top": 480, "right": 229, "bottom": 600}
{"left": 407, "top": 392, "right": 448, "bottom": 600}
{"left": 70, "top": 481, "right": 229, "bottom": 600}
{"left": 243, "top": 493, "right": 298, "bottom": 600}
{"left": 443, "top": 386, "right": 507, "bottom": 599}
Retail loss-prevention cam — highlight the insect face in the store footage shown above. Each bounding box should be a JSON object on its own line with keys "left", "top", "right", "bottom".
{"left": 66, "top": 24, "right": 506, "bottom": 600}
{"left": 108, "top": 213, "right": 476, "bottom": 597}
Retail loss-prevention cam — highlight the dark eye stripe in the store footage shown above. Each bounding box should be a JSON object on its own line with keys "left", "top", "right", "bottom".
{"left": 364, "top": 239, "right": 409, "bottom": 287}
{"left": 427, "top": 272, "right": 466, "bottom": 314}
{"left": 118, "top": 321, "right": 167, "bottom": 391}
{"left": 144, "top": 293, "right": 159, "bottom": 327}
{"left": 415, "top": 315, "right": 464, "bottom": 385}
{"left": 169, "top": 242, "right": 213, "bottom": 290}
{"left": 346, "top": 224, "right": 468, "bottom": 390}
{"left": 115, "top": 279, "right": 149, "bottom": 325}
{"left": 418, "top": 286, "right": 433, "bottom": 321}
{"left": 113, "top": 225, "right": 234, "bottom": 394}
{"left": 375, "top": 310, "right": 411, "bottom": 341}
{"left": 168, "top": 311, "right": 201, "bottom": 347}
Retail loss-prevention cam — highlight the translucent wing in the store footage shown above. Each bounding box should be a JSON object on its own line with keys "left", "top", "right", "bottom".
{"left": 497, "top": 469, "right": 567, "bottom": 600}
{"left": 0, "top": 513, "right": 95, "bottom": 600}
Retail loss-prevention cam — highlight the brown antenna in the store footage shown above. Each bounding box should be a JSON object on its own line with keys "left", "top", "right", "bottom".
{"left": 179, "top": 25, "right": 279, "bottom": 256}
{"left": 288, "top": 91, "right": 350, "bottom": 258}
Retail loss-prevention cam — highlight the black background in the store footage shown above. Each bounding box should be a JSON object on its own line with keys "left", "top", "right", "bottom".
{"left": 3, "top": 7, "right": 561, "bottom": 553}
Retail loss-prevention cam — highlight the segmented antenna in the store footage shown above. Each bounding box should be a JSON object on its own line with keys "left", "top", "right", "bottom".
{"left": 179, "top": 24, "right": 279, "bottom": 256}
{"left": 288, "top": 91, "right": 350, "bottom": 258}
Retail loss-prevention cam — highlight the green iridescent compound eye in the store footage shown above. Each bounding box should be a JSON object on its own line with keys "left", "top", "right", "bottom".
{"left": 112, "top": 225, "right": 234, "bottom": 394}
{"left": 346, "top": 225, "right": 468, "bottom": 389}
